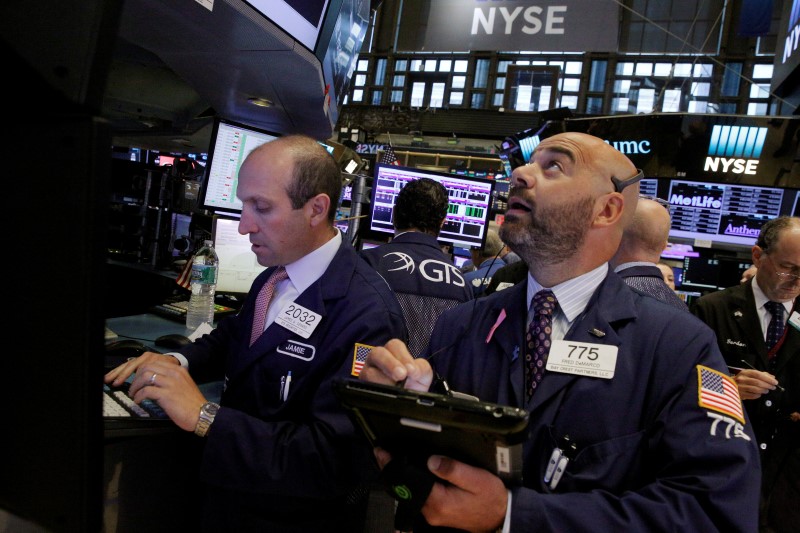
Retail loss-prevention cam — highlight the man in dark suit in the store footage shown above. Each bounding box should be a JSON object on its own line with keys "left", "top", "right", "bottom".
{"left": 106, "top": 135, "right": 407, "bottom": 531}
{"left": 360, "top": 177, "right": 473, "bottom": 357}
{"left": 692, "top": 215, "right": 800, "bottom": 533}
{"left": 361, "top": 132, "right": 761, "bottom": 532}
{"left": 610, "top": 196, "right": 689, "bottom": 311}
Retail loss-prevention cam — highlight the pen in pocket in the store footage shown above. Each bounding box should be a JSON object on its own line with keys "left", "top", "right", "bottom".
{"left": 283, "top": 371, "right": 292, "bottom": 401}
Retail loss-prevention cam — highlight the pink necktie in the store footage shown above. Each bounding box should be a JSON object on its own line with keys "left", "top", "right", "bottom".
{"left": 525, "top": 289, "right": 557, "bottom": 400}
{"left": 250, "top": 266, "right": 288, "bottom": 346}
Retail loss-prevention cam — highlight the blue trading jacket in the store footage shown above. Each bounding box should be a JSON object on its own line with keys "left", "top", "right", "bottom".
{"left": 419, "top": 271, "right": 761, "bottom": 532}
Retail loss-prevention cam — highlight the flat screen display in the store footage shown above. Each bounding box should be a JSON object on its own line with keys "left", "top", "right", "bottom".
{"left": 211, "top": 216, "right": 267, "bottom": 295}
{"left": 667, "top": 179, "right": 784, "bottom": 248}
{"left": 247, "top": 0, "right": 331, "bottom": 51}
{"left": 200, "top": 118, "right": 281, "bottom": 216}
{"left": 369, "top": 163, "right": 495, "bottom": 249}
{"left": 681, "top": 256, "right": 753, "bottom": 292}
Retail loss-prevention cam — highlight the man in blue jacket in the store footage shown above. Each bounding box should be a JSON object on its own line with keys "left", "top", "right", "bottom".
{"left": 106, "top": 135, "right": 407, "bottom": 531}
{"left": 360, "top": 177, "right": 473, "bottom": 357}
{"left": 360, "top": 132, "right": 761, "bottom": 532}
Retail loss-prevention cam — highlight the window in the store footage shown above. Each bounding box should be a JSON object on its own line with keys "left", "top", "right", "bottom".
{"left": 504, "top": 65, "right": 559, "bottom": 112}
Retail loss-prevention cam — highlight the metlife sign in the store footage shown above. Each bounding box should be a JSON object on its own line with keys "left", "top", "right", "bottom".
{"left": 396, "top": 0, "right": 619, "bottom": 52}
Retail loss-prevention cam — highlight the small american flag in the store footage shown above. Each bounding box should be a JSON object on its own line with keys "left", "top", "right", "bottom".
{"left": 351, "top": 343, "right": 374, "bottom": 376}
{"left": 379, "top": 145, "right": 400, "bottom": 166}
{"left": 697, "top": 365, "right": 744, "bottom": 423}
{"left": 176, "top": 256, "right": 194, "bottom": 289}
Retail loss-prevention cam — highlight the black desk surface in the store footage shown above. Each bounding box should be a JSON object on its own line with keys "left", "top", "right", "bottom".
{"left": 106, "top": 312, "right": 192, "bottom": 345}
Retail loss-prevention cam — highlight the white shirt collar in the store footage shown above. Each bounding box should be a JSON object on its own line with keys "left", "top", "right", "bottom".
{"left": 613, "top": 261, "right": 655, "bottom": 273}
{"left": 527, "top": 263, "right": 608, "bottom": 323}
{"left": 284, "top": 229, "right": 342, "bottom": 293}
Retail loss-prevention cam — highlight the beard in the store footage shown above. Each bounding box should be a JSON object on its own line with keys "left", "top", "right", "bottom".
{"left": 500, "top": 190, "right": 596, "bottom": 267}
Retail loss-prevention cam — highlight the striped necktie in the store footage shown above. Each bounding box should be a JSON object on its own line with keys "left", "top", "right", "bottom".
{"left": 250, "top": 266, "right": 288, "bottom": 346}
{"left": 525, "top": 289, "right": 557, "bottom": 400}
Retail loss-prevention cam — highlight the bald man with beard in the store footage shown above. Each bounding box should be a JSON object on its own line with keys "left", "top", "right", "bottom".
{"left": 359, "top": 132, "right": 760, "bottom": 532}
{"left": 610, "top": 197, "right": 689, "bottom": 311}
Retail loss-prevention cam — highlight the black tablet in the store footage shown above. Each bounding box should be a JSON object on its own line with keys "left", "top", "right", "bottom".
{"left": 333, "top": 378, "right": 530, "bottom": 485}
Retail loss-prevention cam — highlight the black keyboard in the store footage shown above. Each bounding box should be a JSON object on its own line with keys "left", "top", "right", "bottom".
{"left": 103, "top": 382, "right": 168, "bottom": 419}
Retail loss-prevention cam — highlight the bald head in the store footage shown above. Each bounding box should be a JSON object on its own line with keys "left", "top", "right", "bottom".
{"left": 532, "top": 132, "right": 640, "bottom": 224}
{"left": 610, "top": 198, "right": 672, "bottom": 267}
{"left": 500, "top": 131, "right": 641, "bottom": 285}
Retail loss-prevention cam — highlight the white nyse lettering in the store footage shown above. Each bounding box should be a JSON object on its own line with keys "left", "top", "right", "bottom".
{"left": 545, "top": 6, "right": 566, "bottom": 34}
{"left": 784, "top": 25, "right": 800, "bottom": 64}
{"left": 500, "top": 7, "right": 523, "bottom": 34}
{"left": 472, "top": 8, "right": 495, "bottom": 34}
{"left": 522, "top": 6, "right": 543, "bottom": 34}
{"left": 473, "top": 5, "right": 567, "bottom": 36}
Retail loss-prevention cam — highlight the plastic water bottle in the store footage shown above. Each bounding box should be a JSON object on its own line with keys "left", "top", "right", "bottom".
{"left": 186, "top": 240, "right": 219, "bottom": 330}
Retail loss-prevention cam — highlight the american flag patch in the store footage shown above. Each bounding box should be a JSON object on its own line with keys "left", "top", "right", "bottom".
{"left": 351, "top": 343, "right": 374, "bottom": 376}
{"left": 697, "top": 365, "right": 745, "bottom": 424}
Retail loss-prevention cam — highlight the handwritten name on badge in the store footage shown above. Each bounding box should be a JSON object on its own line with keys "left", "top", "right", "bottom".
{"left": 275, "top": 302, "right": 321, "bottom": 339}
{"left": 546, "top": 340, "right": 618, "bottom": 379}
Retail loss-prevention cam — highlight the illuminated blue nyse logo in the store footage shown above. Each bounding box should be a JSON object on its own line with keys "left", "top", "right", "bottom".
{"left": 708, "top": 125, "right": 766, "bottom": 158}
{"left": 705, "top": 125, "right": 766, "bottom": 175}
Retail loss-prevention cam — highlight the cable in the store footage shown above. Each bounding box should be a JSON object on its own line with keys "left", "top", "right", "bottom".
{"left": 476, "top": 244, "right": 506, "bottom": 297}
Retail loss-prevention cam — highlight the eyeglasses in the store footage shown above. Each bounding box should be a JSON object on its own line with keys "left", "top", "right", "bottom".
{"left": 764, "top": 253, "right": 800, "bottom": 281}
{"left": 610, "top": 169, "right": 644, "bottom": 193}
{"left": 638, "top": 194, "right": 671, "bottom": 210}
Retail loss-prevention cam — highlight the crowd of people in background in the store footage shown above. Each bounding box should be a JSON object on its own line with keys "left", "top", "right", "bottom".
{"left": 107, "top": 132, "right": 796, "bottom": 533}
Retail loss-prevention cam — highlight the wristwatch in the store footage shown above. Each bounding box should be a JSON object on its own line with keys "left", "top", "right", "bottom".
{"left": 194, "top": 401, "right": 220, "bottom": 437}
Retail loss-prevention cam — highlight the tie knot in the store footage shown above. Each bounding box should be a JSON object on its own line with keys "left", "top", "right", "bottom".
{"left": 532, "top": 289, "right": 557, "bottom": 315}
{"left": 765, "top": 301, "right": 784, "bottom": 318}
{"left": 270, "top": 266, "right": 289, "bottom": 283}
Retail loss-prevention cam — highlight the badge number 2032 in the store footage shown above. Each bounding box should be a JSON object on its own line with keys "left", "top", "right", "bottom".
{"left": 545, "top": 340, "right": 618, "bottom": 379}
{"left": 275, "top": 302, "right": 322, "bottom": 339}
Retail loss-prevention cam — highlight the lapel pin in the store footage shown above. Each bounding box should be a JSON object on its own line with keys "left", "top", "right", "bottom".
{"left": 734, "top": 310, "right": 743, "bottom": 317}
{"left": 589, "top": 328, "right": 606, "bottom": 338}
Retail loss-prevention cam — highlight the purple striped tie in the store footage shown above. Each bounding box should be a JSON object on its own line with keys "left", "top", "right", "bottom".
{"left": 525, "top": 289, "right": 557, "bottom": 400}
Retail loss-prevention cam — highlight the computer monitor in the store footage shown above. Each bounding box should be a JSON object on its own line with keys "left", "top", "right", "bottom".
{"left": 200, "top": 118, "right": 282, "bottom": 216}
{"left": 211, "top": 216, "right": 268, "bottom": 295}
{"left": 666, "top": 179, "right": 785, "bottom": 249}
{"left": 681, "top": 256, "right": 753, "bottom": 292}
{"left": 369, "top": 163, "right": 495, "bottom": 249}
{"left": 453, "top": 255, "right": 470, "bottom": 269}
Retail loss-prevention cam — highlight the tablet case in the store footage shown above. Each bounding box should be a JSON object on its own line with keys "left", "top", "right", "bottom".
{"left": 333, "top": 378, "right": 529, "bottom": 485}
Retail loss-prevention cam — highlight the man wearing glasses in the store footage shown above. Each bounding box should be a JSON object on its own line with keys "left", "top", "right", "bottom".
{"left": 692, "top": 215, "right": 799, "bottom": 533}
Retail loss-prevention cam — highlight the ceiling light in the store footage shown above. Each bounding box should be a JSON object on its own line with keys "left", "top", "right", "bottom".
{"left": 248, "top": 97, "right": 273, "bottom": 108}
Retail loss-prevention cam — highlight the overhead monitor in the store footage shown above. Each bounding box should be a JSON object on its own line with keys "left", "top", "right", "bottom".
{"left": 369, "top": 163, "right": 495, "bottom": 249}
{"left": 247, "top": 0, "right": 331, "bottom": 51}
{"left": 681, "top": 256, "right": 753, "bottom": 292}
{"left": 211, "top": 216, "right": 268, "bottom": 295}
{"left": 793, "top": 190, "right": 800, "bottom": 216}
{"left": 200, "top": 118, "right": 282, "bottom": 216}
{"left": 666, "top": 179, "right": 786, "bottom": 249}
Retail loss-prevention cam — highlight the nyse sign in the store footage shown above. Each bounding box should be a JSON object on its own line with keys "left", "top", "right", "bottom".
{"left": 397, "top": 0, "right": 619, "bottom": 52}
